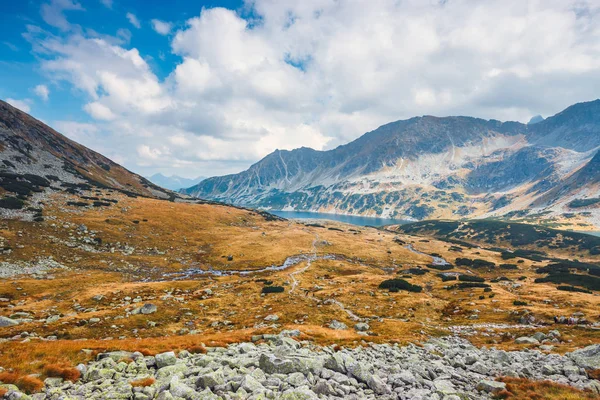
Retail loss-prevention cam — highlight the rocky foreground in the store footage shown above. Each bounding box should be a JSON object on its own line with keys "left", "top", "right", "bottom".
{"left": 2, "top": 334, "right": 600, "bottom": 400}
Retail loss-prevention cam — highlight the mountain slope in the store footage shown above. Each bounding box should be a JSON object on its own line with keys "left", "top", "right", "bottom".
{"left": 185, "top": 99, "right": 600, "bottom": 228}
{"left": 0, "top": 99, "right": 172, "bottom": 200}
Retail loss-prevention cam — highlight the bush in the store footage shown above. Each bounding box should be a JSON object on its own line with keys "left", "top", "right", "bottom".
{"left": 484, "top": 287, "right": 492, "bottom": 292}
{"left": 379, "top": 279, "right": 422, "bottom": 293}
{"left": 500, "top": 264, "right": 518, "bottom": 270}
{"left": 262, "top": 286, "right": 284, "bottom": 294}
{"left": 437, "top": 273, "right": 457, "bottom": 282}
{"left": 557, "top": 285, "right": 592, "bottom": 294}
{"left": 513, "top": 300, "right": 528, "bottom": 306}
{"left": 458, "top": 274, "right": 485, "bottom": 283}
{"left": 427, "top": 264, "right": 453, "bottom": 271}
{"left": 0, "top": 196, "right": 25, "bottom": 209}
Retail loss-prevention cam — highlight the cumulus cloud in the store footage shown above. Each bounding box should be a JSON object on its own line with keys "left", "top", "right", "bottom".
{"left": 28, "top": 0, "right": 600, "bottom": 178}
{"left": 126, "top": 12, "right": 141, "bottom": 29}
{"left": 151, "top": 19, "right": 172, "bottom": 35}
{"left": 100, "top": 0, "right": 112, "bottom": 9}
{"left": 6, "top": 98, "right": 32, "bottom": 113}
{"left": 34, "top": 84, "right": 50, "bottom": 101}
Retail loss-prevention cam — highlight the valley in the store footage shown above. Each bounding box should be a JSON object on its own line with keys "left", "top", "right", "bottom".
{"left": 0, "top": 100, "right": 599, "bottom": 399}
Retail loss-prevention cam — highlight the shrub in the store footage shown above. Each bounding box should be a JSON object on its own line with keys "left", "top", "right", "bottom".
{"left": 557, "top": 285, "right": 592, "bottom": 294}
{"left": 484, "top": 287, "right": 492, "bottom": 292}
{"left": 130, "top": 377, "right": 155, "bottom": 387}
{"left": 500, "top": 264, "right": 518, "bottom": 270}
{"left": 378, "top": 279, "right": 422, "bottom": 293}
{"left": 262, "top": 286, "right": 284, "bottom": 294}
{"left": 437, "top": 273, "right": 457, "bottom": 282}
{"left": 427, "top": 264, "right": 453, "bottom": 271}
{"left": 513, "top": 300, "right": 528, "bottom": 306}
{"left": 0, "top": 196, "right": 25, "bottom": 209}
{"left": 458, "top": 274, "right": 485, "bottom": 283}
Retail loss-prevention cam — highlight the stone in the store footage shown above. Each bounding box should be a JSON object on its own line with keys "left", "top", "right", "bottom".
{"left": 0, "top": 316, "right": 19, "bottom": 327}
{"left": 155, "top": 351, "right": 177, "bottom": 368}
{"left": 476, "top": 380, "right": 506, "bottom": 394}
{"left": 140, "top": 304, "right": 158, "bottom": 315}
{"left": 354, "top": 323, "right": 369, "bottom": 332}
{"left": 264, "top": 314, "right": 279, "bottom": 322}
{"left": 515, "top": 337, "right": 539, "bottom": 345}
{"left": 568, "top": 344, "right": 600, "bottom": 370}
{"left": 196, "top": 370, "right": 225, "bottom": 389}
{"left": 328, "top": 320, "right": 347, "bottom": 330}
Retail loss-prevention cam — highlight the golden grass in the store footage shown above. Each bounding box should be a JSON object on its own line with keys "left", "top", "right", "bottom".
{"left": 496, "top": 377, "right": 599, "bottom": 400}
{"left": 0, "top": 372, "right": 44, "bottom": 394}
{"left": 130, "top": 377, "right": 155, "bottom": 387}
{"left": 0, "top": 190, "right": 599, "bottom": 387}
{"left": 44, "top": 364, "right": 81, "bottom": 382}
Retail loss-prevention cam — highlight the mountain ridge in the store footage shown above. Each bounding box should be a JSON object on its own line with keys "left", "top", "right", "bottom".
{"left": 184, "top": 99, "right": 600, "bottom": 229}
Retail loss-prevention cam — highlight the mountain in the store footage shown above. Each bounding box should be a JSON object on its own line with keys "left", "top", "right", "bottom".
{"left": 184, "top": 99, "right": 600, "bottom": 228}
{"left": 147, "top": 173, "right": 204, "bottom": 191}
{"left": 0, "top": 99, "right": 173, "bottom": 200}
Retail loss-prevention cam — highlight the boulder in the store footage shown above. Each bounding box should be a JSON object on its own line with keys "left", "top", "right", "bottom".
{"left": 0, "top": 316, "right": 19, "bottom": 327}
{"left": 328, "top": 320, "right": 347, "bottom": 330}
{"left": 140, "top": 304, "right": 158, "bottom": 315}
{"left": 568, "top": 344, "right": 600, "bottom": 370}
{"left": 155, "top": 351, "right": 177, "bottom": 369}
{"left": 477, "top": 380, "right": 506, "bottom": 394}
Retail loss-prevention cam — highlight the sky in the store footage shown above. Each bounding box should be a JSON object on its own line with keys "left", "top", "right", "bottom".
{"left": 1, "top": 0, "right": 600, "bottom": 179}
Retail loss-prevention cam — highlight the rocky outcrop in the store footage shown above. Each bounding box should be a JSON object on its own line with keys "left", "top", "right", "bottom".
{"left": 3, "top": 336, "right": 599, "bottom": 399}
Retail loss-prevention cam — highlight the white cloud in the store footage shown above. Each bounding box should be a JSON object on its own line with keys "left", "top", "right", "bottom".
{"left": 6, "top": 98, "right": 32, "bottom": 113}
{"left": 126, "top": 12, "right": 141, "bottom": 29}
{"left": 151, "top": 19, "right": 172, "bottom": 35}
{"left": 41, "top": 0, "right": 84, "bottom": 31}
{"left": 100, "top": 0, "right": 112, "bottom": 9}
{"left": 34, "top": 84, "right": 50, "bottom": 101}
{"left": 84, "top": 102, "right": 116, "bottom": 120}
{"left": 29, "top": 0, "right": 600, "bottom": 178}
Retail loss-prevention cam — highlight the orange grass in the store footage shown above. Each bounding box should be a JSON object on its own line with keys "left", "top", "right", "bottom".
{"left": 496, "top": 377, "right": 598, "bottom": 400}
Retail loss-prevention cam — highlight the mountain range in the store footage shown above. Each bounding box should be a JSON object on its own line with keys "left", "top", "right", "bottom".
{"left": 184, "top": 100, "right": 600, "bottom": 228}
{"left": 147, "top": 173, "right": 205, "bottom": 191}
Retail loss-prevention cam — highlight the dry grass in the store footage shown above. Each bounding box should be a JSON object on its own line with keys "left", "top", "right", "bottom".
{"left": 0, "top": 190, "right": 599, "bottom": 387}
{"left": 0, "top": 387, "right": 8, "bottom": 397}
{"left": 0, "top": 372, "right": 44, "bottom": 394}
{"left": 44, "top": 364, "right": 81, "bottom": 382}
{"left": 130, "top": 377, "right": 155, "bottom": 387}
{"left": 496, "top": 377, "right": 599, "bottom": 400}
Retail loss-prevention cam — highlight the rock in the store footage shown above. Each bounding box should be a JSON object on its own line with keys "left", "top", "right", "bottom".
{"left": 155, "top": 351, "right": 177, "bottom": 368}
{"left": 92, "top": 294, "right": 104, "bottom": 301}
{"left": 0, "top": 316, "right": 19, "bottom": 327}
{"left": 140, "top": 303, "right": 157, "bottom": 315}
{"left": 532, "top": 332, "right": 547, "bottom": 342}
{"left": 264, "top": 314, "right": 279, "bottom": 322}
{"left": 196, "top": 370, "right": 225, "bottom": 389}
{"left": 568, "top": 344, "right": 600, "bottom": 370}
{"left": 280, "top": 387, "right": 319, "bottom": 400}
{"left": 515, "top": 337, "right": 539, "bottom": 345}
{"left": 434, "top": 380, "right": 457, "bottom": 395}
{"left": 45, "top": 315, "right": 60, "bottom": 324}
{"left": 354, "top": 322, "right": 369, "bottom": 332}
{"left": 476, "top": 380, "right": 506, "bottom": 394}
{"left": 328, "top": 320, "right": 347, "bottom": 330}
{"left": 241, "top": 374, "right": 264, "bottom": 393}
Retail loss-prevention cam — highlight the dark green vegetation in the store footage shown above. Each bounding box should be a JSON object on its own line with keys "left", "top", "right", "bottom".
{"left": 378, "top": 279, "right": 423, "bottom": 293}
{"left": 455, "top": 258, "right": 496, "bottom": 269}
{"left": 513, "top": 300, "right": 528, "bottom": 306}
{"left": 568, "top": 198, "right": 600, "bottom": 208}
{"left": 447, "top": 282, "right": 490, "bottom": 290}
{"left": 426, "top": 264, "right": 453, "bottom": 271}
{"left": 558, "top": 286, "right": 592, "bottom": 294}
{"left": 0, "top": 196, "right": 25, "bottom": 209}
{"left": 534, "top": 261, "right": 600, "bottom": 292}
{"left": 261, "top": 286, "right": 284, "bottom": 294}
{"left": 458, "top": 274, "right": 485, "bottom": 283}
{"left": 399, "top": 220, "right": 600, "bottom": 254}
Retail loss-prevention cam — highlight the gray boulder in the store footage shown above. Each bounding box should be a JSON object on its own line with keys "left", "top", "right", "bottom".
{"left": 568, "top": 344, "right": 600, "bottom": 370}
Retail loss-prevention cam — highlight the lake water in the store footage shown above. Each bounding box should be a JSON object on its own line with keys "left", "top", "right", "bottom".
{"left": 269, "top": 210, "right": 411, "bottom": 227}
{"left": 584, "top": 231, "right": 600, "bottom": 237}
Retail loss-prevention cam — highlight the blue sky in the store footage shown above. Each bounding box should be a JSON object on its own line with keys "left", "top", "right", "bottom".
{"left": 1, "top": 1, "right": 600, "bottom": 179}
